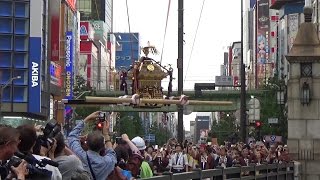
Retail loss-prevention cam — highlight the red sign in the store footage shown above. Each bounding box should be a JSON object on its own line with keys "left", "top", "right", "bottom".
{"left": 80, "top": 22, "right": 89, "bottom": 40}
{"left": 66, "top": 0, "right": 76, "bottom": 12}
{"left": 49, "top": 0, "right": 60, "bottom": 61}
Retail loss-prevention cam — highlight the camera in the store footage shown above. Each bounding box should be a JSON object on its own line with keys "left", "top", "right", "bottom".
{"left": 97, "top": 112, "right": 109, "bottom": 122}
{"left": 38, "top": 122, "right": 61, "bottom": 148}
{"left": 0, "top": 152, "right": 57, "bottom": 179}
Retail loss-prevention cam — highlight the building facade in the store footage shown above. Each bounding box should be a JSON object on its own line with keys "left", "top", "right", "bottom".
{"left": 195, "top": 112, "right": 211, "bottom": 144}
{"left": 0, "top": 0, "right": 50, "bottom": 125}
{"left": 77, "top": 0, "right": 112, "bottom": 32}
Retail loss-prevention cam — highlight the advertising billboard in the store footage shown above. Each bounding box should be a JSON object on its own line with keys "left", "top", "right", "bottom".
{"left": 49, "top": 0, "right": 60, "bottom": 61}
{"left": 28, "top": 38, "right": 41, "bottom": 113}
{"left": 114, "top": 33, "right": 140, "bottom": 70}
{"left": 65, "top": 31, "right": 74, "bottom": 100}
{"left": 256, "top": 0, "right": 272, "bottom": 88}
{"left": 65, "top": 31, "right": 74, "bottom": 123}
{"left": 195, "top": 116, "right": 210, "bottom": 143}
{"left": 50, "top": 61, "right": 62, "bottom": 87}
{"left": 80, "top": 21, "right": 94, "bottom": 40}
{"left": 91, "top": 21, "right": 107, "bottom": 44}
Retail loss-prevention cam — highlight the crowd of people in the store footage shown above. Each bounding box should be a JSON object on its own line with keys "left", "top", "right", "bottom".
{"left": 0, "top": 111, "right": 291, "bottom": 180}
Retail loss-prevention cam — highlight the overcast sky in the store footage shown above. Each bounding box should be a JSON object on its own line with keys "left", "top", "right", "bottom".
{"left": 113, "top": 0, "right": 242, "bottom": 130}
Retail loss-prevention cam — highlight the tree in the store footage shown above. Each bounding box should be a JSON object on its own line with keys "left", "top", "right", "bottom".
{"left": 115, "top": 112, "right": 144, "bottom": 139}
{"left": 209, "top": 113, "right": 238, "bottom": 145}
{"left": 258, "top": 77, "right": 288, "bottom": 140}
{"left": 73, "top": 75, "right": 99, "bottom": 119}
{"left": 149, "top": 121, "right": 172, "bottom": 146}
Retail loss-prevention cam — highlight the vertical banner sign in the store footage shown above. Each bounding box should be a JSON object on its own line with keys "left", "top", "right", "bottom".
{"left": 288, "top": 14, "right": 299, "bottom": 50}
{"left": 49, "top": 0, "right": 60, "bottom": 61}
{"left": 29, "top": 38, "right": 42, "bottom": 113}
{"left": 256, "top": 0, "right": 270, "bottom": 88}
{"left": 65, "top": 31, "right": 73, "bottom": 130}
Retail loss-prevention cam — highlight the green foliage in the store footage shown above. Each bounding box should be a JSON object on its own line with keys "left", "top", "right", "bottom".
{"left": 209, "top": 113, "right": 238, "bottom": 145}
{"left": 73, "top": 75, "right": 100, "bottom": 120}
{"left": 149, "top": 121, "right": 172, "bottom": 146}
{"left": 115, "top": 112, "right": 144, "bottom": 139}
{"left": 258, "top": 77, "right": 288, "bottom": 140}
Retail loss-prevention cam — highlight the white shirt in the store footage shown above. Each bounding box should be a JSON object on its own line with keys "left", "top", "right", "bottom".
{"left": 33, "top": 154, "right": 62, "bottom": 180}
{"left": 169, "top": 152, "right": 188, "bottom": 170}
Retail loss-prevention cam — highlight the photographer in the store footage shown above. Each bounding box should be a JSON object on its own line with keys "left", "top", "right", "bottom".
{"left": 68, "top": 111, "right": 117, "bottom": 180}
{"left": 0, "top": 126, "right": 28, "bottom": 180}
{"left": 16, "top": 125, "right": 62, "bottom": 180}
{"left": 52, "top": 133, "right": 90, "bottom": 180}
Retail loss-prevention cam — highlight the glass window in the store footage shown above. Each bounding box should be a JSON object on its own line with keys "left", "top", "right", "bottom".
{"left": 0, "top": 35, "right": 12, "bottom": 50}
{"left": 15, "top": 19, "right": 29, "bottom": 34}
{"left": 15, "top": 36, "right": 28, "bottom": 51}
{"left": 0, "top": 52, "right": 12, "bottom": 67}
{"left": 0, "top": 69, "right": 11, "bottom": 84}
{"left": 13, "top": 87, "right": 27, "bottom": 102}
{"left": 13, "top": 53, "right": 28, "bottom": 68}
{"left": 2, "top": 85, "right": 11, "bottom": 102}
{"left": 0, "top": 1, "right": 12, "bottom": 16}
{"left": 0, "top": 18, "right": 13, "bottom": 33}
{"left": 15, "top": 2, "right": 29, "bottom": 18}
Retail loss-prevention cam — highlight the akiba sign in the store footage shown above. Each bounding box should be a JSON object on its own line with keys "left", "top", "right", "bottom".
{"left": 29, "top": 37, "right": 41, "bottom": 113}
{"left": 31, "top": 62, "right": 39, "bottom": 87}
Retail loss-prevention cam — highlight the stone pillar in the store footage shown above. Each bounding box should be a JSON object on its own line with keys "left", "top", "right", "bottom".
{"left": 286, "top": 7, "right": 320, "bottom": 180}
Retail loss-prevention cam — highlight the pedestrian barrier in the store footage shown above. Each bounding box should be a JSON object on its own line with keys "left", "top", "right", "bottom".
{"left": 141, "top": 162, "right": 294, "bottom": 180}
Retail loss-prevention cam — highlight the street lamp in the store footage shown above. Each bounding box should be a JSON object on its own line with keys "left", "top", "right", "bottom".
{"left": 301, "top": 82, "right": 310, "bottom": 105}
{"left": 0, "top": 76, "right": 22, "bottom": 123}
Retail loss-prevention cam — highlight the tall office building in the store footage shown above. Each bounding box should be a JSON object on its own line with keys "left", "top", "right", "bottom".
{"left": 77, "top": 0, "right": 112, "bottom": 32}
{"left": 0, "top": 0, "right": 50, "bottom": 124}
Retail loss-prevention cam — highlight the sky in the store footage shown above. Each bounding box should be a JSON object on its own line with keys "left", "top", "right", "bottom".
{"left": 113, "top": 0, "right": 241, "bottom": 130}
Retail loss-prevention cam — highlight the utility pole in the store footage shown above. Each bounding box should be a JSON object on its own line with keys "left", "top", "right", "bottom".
{"left": 240, "top": 0, "right": 247, "bottom": 143}
{"left": 177, "top": 0, "right": 184, "bottom": 143}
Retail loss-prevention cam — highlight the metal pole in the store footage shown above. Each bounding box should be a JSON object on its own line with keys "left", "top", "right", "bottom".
{"left": 240, "top": 0, "right": 247, "bottom": 143}
{"left": 177, "top": 0, "right": 184, "bottom": 143}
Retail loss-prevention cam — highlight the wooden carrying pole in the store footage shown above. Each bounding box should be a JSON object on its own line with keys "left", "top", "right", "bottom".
{"left": 85, "top": 96, "right": 233, "bottom": 106}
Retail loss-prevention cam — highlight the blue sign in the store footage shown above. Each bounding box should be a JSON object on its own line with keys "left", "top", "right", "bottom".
{"left": 145, "top": 134, "right": 156, "bottom": 142}
{"left": 28, "top": 37, "right": 41, "bottom": 113}
{"left": 65, "top": 31, "right": 73, "bottom": 100}
{"left": 114, "top": 33, "right": 140, "bottom": 70}
{"left": 65, "top": 31, "right": 73, "bottom": 118}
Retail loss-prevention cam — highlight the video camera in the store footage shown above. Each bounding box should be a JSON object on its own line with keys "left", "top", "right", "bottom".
{"left": 38, "top": 122, "right": 61, "bottom": 148}
{"left": 0, "top": 152, "right": 59, "bottom": 179}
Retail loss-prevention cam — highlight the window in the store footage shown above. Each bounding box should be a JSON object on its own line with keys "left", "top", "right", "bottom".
{"left": 301, "top": 63, "right": 312, "bottom": 77}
